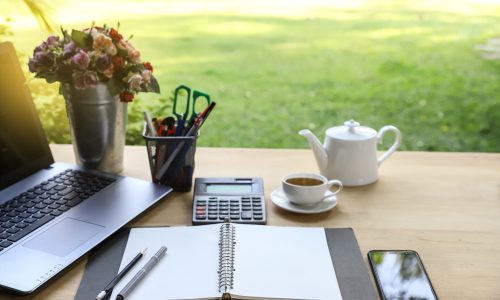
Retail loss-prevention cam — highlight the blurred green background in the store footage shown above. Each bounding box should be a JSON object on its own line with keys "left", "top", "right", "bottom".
{"left": 2, "top": 0, "right": 500, "bottom": 151}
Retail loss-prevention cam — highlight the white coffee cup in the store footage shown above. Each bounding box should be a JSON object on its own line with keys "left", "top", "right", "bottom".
{"left": 282, "top": 173, "right": 343, "bottom": 206}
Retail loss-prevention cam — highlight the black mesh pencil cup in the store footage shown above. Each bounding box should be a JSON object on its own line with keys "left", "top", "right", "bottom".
{"left": 143, "top": 124, "right": 198, "bottom": 192}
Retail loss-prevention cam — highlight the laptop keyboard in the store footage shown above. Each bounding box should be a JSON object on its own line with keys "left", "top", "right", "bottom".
{"left": 0, "top": 169, "right": 116, "bottom": 253}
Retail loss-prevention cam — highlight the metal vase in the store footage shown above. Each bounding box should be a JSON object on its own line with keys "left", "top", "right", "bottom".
{"left": 61, "top": 83, "right": 127, "bottom": 174}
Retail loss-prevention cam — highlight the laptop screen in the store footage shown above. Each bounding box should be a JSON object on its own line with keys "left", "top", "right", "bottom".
{"left": 0, "top": 42, "right": 54, "bottom": 190}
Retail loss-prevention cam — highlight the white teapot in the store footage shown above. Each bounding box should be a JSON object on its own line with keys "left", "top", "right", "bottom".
{"left": 299, "top": 120, "right": 402, "bottom": 186}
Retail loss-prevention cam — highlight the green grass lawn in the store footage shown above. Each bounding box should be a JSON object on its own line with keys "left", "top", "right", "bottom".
{"left": 4, "top": 1, "right": 500, "bottom": 151}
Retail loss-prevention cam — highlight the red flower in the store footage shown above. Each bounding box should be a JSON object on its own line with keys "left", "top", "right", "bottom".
{"left": 143, "top": 61, "right": 153, "bottom": 72}
{"left": 109, "top": 28, "right": 123, "bottom": 42}
{"left": 119, "top": 91, "right": 134, "bottom": 102}
{"left": 112, "top": 56, "right": 125, "bottom": 71}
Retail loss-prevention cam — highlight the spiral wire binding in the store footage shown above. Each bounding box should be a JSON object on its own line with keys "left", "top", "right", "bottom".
{"left": 218, "top": 220, "right": 236, "bottom": 294}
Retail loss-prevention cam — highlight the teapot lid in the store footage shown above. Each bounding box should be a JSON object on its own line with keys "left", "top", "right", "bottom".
{"left": 326, "top": 119, "right": 377, "bottom": 141}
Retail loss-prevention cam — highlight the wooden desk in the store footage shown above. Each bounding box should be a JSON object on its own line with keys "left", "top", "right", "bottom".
{"left": 2, "top": 145, "right": 499, "bottom": 299}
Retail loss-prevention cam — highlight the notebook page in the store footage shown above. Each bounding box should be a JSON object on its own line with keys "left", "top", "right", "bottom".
{"left": 232, "top": 224, "right": 342, "bottom": 300}
{"left": 110, "top": 225, "right": 221, "bottom": 300}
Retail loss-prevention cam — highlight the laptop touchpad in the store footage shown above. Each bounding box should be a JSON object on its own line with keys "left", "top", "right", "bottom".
{"left": 23, "top": 218, "right": 105, "bottom": 257}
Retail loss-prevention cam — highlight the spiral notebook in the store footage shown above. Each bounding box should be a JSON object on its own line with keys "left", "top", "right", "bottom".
{"left": 109, "top": 223, "right": 343, "bottom": 300}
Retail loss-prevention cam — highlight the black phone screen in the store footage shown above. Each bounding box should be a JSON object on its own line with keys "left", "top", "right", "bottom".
{"left": 368, "top": 250, "right": 438, "bottom": 300}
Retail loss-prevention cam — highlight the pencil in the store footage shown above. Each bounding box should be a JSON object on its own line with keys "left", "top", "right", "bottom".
{"left": 95, "top": 248, "right": 147, "bottom": 300}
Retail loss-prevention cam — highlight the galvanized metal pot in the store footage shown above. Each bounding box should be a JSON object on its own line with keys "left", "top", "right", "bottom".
{"left": 61, "top": 83, "right": 127, "bottom": 174}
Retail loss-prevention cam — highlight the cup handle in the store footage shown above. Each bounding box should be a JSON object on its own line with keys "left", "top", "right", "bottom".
{"left": 377, "top": 125, "right": 402, "bottom": 166}
{"left": 322, "top": 180, "right": 343, "bottom": 200}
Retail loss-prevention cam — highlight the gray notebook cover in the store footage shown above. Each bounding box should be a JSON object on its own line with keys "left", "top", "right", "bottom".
{"left": 75, "top": 227, "right": 376, "bottom": 300}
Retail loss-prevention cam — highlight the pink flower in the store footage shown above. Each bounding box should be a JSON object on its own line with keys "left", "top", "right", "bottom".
{"left": 118, "top": 40, "right": 141, "bottom": 63}
{"left": 128, "top": 74, "right": 143, "bottom": 90}
{"left": 141, "top": 69, "right": 152, "bottom": 84}
{"left": 63, "top": 42, "right": 76, "bottom": 58}
{"left": 46, "top": 35, "right": 59, "bottom": 46}
{"left": 102, "top": 65, "right": 114, "bottom": 78}
{"left": 72, "top": 70, "right": 99, "bottom": 89}
{"left": 93, "top": 33, "right": 117, "bottom": 55}
{"left": 84, "top": 28, "right": 100, "bottom": 38}
{"left": 128, "top": 49, "right": 141, "bottom": 63}
{"left": 71, "top": 50, "right": 90, "bottom": 70}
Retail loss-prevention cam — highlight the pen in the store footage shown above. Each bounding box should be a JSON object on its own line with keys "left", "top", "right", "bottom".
{"left": 95, "top": 248, "right": 147, "bottom": 300}
{"left": 155, "top": 102, "right": 216, "bottom": 180}
{"left": 116, "top": 246, "right": 167, "bottom": 300}
{"left": 143, "top": 111, "right": 157, "bottom": 137}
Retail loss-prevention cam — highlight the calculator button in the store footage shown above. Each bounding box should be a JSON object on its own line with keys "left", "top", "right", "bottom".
{"left": 253, "top": 214, "right": 263, "bottom": 220}
{"left": 242, "top": 197, "right": 250, "bottom": 200}
{"left": 208, "top": 214, "right": 218, "bottom": 220}
{"left": 230, "top": 214, "right": 240, "bottom": 220}
{"left": 219, "top": 200, "right": 228, "bottom": 204}
{"left": 209, "top": 197, "right": 217, "bottom": 200}
{"left": 197, "top": 200, "right": 207, "bottom": 205}
{"left": 196, "top": 215, "right": 206, "bottom": 220}
{"left": 241, "top": 211, "right": 252, "bottom": 220}
{"left": 252, "top": 197, "right": 261, "bottom": 201}
{"left": 242, "top": 207, "right": 251, "bottom": 211}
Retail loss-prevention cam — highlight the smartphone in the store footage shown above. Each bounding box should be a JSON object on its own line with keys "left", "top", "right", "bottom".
{"left": 367, "top": 250, "right": 438, "bottom": 300}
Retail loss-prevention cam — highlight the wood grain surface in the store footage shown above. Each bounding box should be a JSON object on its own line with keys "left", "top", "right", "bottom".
{"left": 1, "top": 145, "right": 499, "bottom": 299}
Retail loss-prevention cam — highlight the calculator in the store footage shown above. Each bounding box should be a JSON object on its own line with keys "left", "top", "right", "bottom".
{"left": 192, "top": 177, "right": 266, "bottom": 225}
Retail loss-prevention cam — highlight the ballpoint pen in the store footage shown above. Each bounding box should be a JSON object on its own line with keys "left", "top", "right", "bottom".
{"left": 143, "top": 111, "right": 157, "bottom": 137}
{"left": 155, "top": 102, "right": 216, "bottom": 180}
{"left": 95, "top": 248, "right": 147, "bottom": 300}
{"left": 116, "top": 246, "right": 167, "bottom": 300}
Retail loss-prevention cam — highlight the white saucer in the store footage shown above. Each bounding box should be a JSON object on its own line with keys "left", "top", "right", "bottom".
{"left": 271, "top": 187, "right": 338, "bottom": 214}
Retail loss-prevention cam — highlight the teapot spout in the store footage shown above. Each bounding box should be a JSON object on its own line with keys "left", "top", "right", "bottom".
{"left": 299, "top": 129, "right": 328, "bottom": 172}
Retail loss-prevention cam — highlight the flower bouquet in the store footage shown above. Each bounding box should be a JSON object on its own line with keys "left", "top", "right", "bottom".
{"left": 28, "top": 24, "right": 160, "bottom": 173}
{"left": 28, "top": 23, "right": 160, "bottom": 102}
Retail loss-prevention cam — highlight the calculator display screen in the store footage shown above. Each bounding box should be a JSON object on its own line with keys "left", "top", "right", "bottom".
{"left": 206, "top": 184, "right": 252, "bottom": 194}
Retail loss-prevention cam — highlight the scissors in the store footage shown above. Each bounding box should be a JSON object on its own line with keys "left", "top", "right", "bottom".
{"left": 172, "top": 85, "right": 211, "bottom": 135}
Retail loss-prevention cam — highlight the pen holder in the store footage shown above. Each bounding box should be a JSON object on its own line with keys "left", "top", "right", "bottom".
{"left": 143, "top": 124, "right": 198, "bottom": 192}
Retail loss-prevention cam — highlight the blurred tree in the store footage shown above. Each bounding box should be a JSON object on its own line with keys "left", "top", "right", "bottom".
{"left": 21, "top": 0, "right": 56, "bottom": 32}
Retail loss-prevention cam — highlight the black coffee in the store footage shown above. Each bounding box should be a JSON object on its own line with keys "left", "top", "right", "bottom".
{"left": 286, "top": 177, "right": 323, "bottom": 186}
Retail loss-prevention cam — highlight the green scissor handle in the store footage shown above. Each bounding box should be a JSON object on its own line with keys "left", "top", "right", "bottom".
{"left": 173, "top": 84, "right": 191, "bottom": 120}
{"left": 190, "top": 90, "right": 211, "bottom": 121}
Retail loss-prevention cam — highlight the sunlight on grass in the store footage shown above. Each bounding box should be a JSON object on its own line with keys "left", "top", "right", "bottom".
{"left": 1, "top": 0, "right": 500, "bottom": 151}
{"left": 368, "top": 27, "right": 430, "bottom": 39}
{"left": 200, "top": 22, "right": 277, "bottom": 36}
{"left": 161, "top": 55, "right": 222, "bottom": 66}
{"left": 428, "top": 34, "right": 464, "bottom": 43}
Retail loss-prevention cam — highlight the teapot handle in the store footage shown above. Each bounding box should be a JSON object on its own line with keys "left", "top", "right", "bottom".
{"left": 377, "top": 125, "right": 402, "bottom": 166}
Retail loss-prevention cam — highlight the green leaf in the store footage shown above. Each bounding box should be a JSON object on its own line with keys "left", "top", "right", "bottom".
{"left": 142, "top": 75, "right": 160, "bottom": 94}
{"left": 107, "top": 77, "right": 125, "bottom": 95}
{"left": 35, "top": 70, "right": 58, "bottom": 83}
{"left": 117, "top": 47, "right": 128, "bottom": 58}
{"left": 71, "top": 29, "right": 92, "bottom": 48}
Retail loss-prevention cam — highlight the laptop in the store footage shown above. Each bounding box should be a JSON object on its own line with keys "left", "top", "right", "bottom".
{"left": 0, "top": 41, "right": 172, "bottom": 294}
